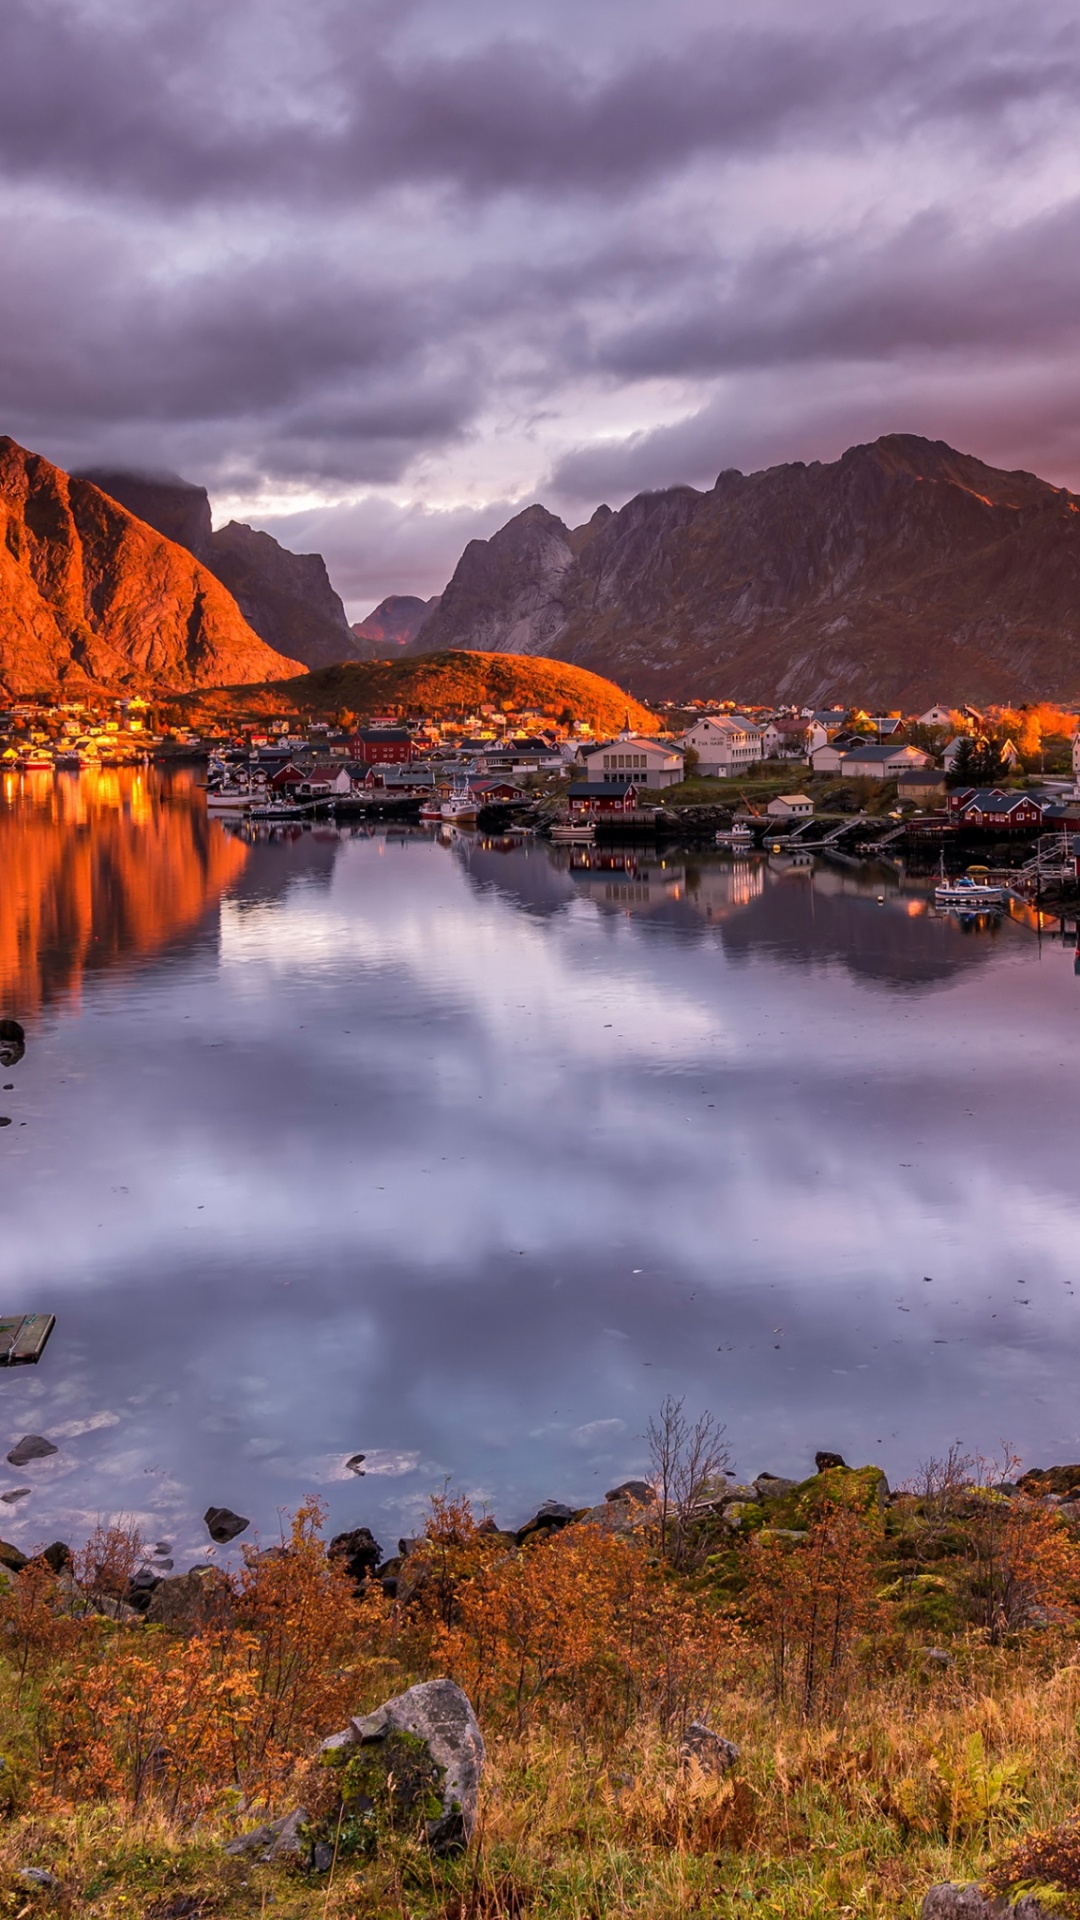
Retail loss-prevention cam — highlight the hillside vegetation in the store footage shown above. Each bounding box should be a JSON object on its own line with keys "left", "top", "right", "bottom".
{"left": 186, "top": 650, "right": 657, "bottom": 733}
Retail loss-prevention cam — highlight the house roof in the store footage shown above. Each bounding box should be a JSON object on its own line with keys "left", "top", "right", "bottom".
{"left": 566, "top": 780, "right": 637, "bottom": 797}
{"left": 841, "top": 742, "right": 926, "bottom": 763}
{"left": 957, "top": 787, "right": 1038, "bottom": 812}
{"left": 583, "top": 736, "right": 680, "bottom": 757}
{"left": 896, "top": 767, "right": 945, "bottom": 784}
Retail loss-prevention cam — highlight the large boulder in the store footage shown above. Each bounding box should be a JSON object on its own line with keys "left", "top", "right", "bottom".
{"left": 328, "top": 1527, "right": 382, "bottom": 1587}
{"left": 320, "top": 1678, "right": 484, "bottom": 1854}
{"left": 922, "top": 1886, "right": 1049, "bottom": 1917}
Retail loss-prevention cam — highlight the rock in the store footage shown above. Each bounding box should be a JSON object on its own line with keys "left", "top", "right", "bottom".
{"left": 345, "top": 1454, "right": 366, "bottom": 1475}
{"left": 329, "top": 1527, "right": 382, "bottom": 1586}
{"left": 815, "top": 1450, "right": 847, "bottom": 1471}
{"left": 125, "top": 1569, "right": 162, "bottom": 1614}
{"left": 0, "top": 1489, "right": 31, "bottom": 1504}
{"left": 722, "top": 1502, "right": 755, "bottom": 1531}
{"left": 606, "top": 1480, "right": 652, "bottom": 1504}
{"left": 924, "top": 1648, "right": 952, "bottom": 1668}
{"left": 678, "top": 1723, "right": 739, "bottom": 1775}
{"left": 580, "top": 1499, "right": 642, "bottom": 1534}
{"left": 7, "top": 1435, "right": 57, "bottom": 1466}
{"left": 1018, "top": 1465, "right": 1080, "bottom": 1499}
{"left": 921, "top": 1886, "right": 1049, "bottom": 1917}
{"left": 0, "top": 1020, "right": 26, "bottom": 1068}
{"left": 320, "top": 1676, "right": 484, "bottom": 1854}
{"left": 41, "top": 1542, "right": 71, "bottom": 1575}
{"left": 224, "top": 1805, "right": 310, "bottom": 1863}
{"left": 16, "top": 1867, "right": 60, "bottom": 1891}
{"left": 0, "top": 1541, "right": 28, "bottom": 1573}
{"left": 144, "top": 1568, "right": 233, "bottom": 1633}
{"left": 311, "top": 1841, "right": 335, "bottom": 1873}
{"left": 753, "top": 1474, "right": 799, "bottom": 1500}
{"left": 516, "top": 1501, "right": 577, "bottom": 1542}
{"left": 203, "top": 1506, "right": 249, "bottom": 1545}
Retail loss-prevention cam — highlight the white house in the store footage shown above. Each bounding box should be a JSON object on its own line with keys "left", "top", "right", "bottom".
{"left": 680, "top": 715, "right": 764, "bottom": 775}
{"left": 766, "top": 793, "right": 814, "bottom": 818}
{"left": 579, "top": 736, "right": 684, "bottom": 788}
{"left": 919, "top": 705, "right": 954, "bottom": 730}
{"left": 839, "top": 744, "right": 932, "bottom": 781}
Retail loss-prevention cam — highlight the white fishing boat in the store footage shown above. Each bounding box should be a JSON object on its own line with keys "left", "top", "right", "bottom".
{"left": 248, "top": 798, "right": 308, "bottom": 819}
{"left": 715, "top": 822, "right": 755, "bottom": 848}
{"left": 206, "top": 785, "right": 254, "bottom": 811}
{"left": 934, "top": 872, "right": 1006, "bottom": 911}
{"left": 550, "top": 822, "right": 595, "bottom": 843}
{"left": 441, "top": 783, "right": 479, "bottom": 825}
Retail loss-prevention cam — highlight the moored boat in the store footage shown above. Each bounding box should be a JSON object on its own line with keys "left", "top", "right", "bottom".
{"left": 441, "top": 784, "right": 479, "bottom": 825}
{"left": 715, "top": 822, "right": 755, "bottom": 848}
{"left": 550, "top": 822, "right": 595, "bottom": 843}
{"left": 934, "top": 873, "right": 1007, "bottom": 911}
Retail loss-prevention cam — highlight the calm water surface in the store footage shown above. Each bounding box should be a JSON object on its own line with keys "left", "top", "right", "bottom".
{"left": 1, "top": 766, "right": 1079, "bottom": 1565}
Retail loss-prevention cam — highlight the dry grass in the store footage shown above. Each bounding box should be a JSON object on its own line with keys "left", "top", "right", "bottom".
{"left": 0, "top": 1647, "right": 1077, "bottom": 1916}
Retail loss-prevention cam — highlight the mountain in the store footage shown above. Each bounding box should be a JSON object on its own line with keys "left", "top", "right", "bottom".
{"left": 351, "top": 593, "right": 440, "bottom": 658}
{"left": 207, "top": 521, "right": 359, "bottom": 670}
{"left": 180, "top": 650, "right": 657, "bottom": 735}
{"left": 82, "top": 471, "right": 361, "bottom": 671}
{"left": 409, "top": 437, "right": 1080, "bottom": 705}
{"left": 0, "top": 439, "right": 300, "bottom": 695}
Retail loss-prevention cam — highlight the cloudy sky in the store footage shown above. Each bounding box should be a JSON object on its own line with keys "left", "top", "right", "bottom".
{"left": 4, "top": 0, "right": 1080, "bottom": 613}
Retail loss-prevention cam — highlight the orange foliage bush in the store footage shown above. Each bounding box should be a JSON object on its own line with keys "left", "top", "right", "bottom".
{"left": 411, "top": 1498, "right": 737, "bottom": 1739}
{"left": 743, "top": 1509, "right": 880, "bottom": 1717}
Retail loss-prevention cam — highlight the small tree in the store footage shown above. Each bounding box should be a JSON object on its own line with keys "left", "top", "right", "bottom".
{"left": 647, "top": 1394, "right": 729, "bottom": 1569}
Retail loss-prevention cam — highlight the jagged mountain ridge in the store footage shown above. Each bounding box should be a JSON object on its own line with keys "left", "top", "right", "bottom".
{"left": 409, "top": 436, "right": 1080, "bottom": 704}
{"left": 82, "top": 471, "right": 360, "bottom": 671}
{"left": 0, "top": 439, "right": 300, "bottom": 695}
{"left": 350, "top": 593, "right": 441, "bottom": 658}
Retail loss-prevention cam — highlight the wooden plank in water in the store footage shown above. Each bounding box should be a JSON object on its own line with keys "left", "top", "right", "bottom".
{"left": 0, "top": 1316, "right": 55, "bottom": 1366}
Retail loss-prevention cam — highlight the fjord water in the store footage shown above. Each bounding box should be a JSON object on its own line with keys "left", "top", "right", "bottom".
{"left": 1, "top": 767, "right": 1079, "bottom": 1563}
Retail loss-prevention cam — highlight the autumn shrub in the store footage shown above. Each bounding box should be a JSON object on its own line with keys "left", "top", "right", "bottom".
{"left": 414, "top": 1502, "right": 737, "bottom": 1741}
{"left": 743, "top": 1508, "right": 881, "bottom": 1717}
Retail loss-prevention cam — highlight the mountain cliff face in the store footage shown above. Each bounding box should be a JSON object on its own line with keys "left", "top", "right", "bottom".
{"left": 207, "top": 521, "right": 358, "bottom": 670}
{"left": 83, "top": 471, "right": 359, "bottom": 671}
{"left": 410, "top": 437, "right": 1080, "bottom": 705}
{"left": 0, "top": 439, "right": 300, "bottom": 695}
{"left": 351, "top": 593, "right": 441, "bottom": 657}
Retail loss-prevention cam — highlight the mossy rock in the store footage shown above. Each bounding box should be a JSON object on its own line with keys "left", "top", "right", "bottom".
{"left": 318, "top": 1729, "right": 445, "bottom": 1859}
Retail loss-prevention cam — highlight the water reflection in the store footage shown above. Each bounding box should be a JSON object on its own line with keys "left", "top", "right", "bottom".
{"left": 1, "top": 792, "right": 1079, "bottom": 1565}
{"left": 0, "top": 768, "right": 247, "bottom": 1015}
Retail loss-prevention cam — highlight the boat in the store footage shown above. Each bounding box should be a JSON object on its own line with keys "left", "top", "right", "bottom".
{"left": 934, "top": 873, "right": 1007, "bottom": 911}
{"left": 715, "top": 822, "right": 755, "bottom": 848}
{"left": 550, "top": 821, "right": 596, "bottom": 843}
{"left": 419, "top": 799, "right": 443, "bottom": 822}
{"left": 18, "top": 753, "right": 54, "bottom": 771}
{"left": 248, "top": 799, "right": 309, "bottom": 820}
{"left": 206, "top": 786, "right": 254, "bottom": 811}
{"left": 441, "top": 784, "right": 479, "bottom": 825}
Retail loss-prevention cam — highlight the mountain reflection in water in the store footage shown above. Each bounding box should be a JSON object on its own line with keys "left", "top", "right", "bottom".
{"left": 1, "top": 790, "right": 1079, "bottom": 1565}
{"left": 0, "top": 767, "right": 248, "bottom": 1014}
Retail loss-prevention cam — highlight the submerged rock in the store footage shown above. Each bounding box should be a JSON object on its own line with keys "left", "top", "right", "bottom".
{"left": 0, "top": 1020, "right": 26, "bottom": 1068}
{"left": 321, "top": 1676, "right": 484, "bottom": 1854}
{"left": 7, "top": 1436, "right": 57, "bottom": 1467}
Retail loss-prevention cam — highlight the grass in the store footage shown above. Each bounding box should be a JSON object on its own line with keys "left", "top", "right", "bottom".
{"left": 1, "top": 1656, "right": 1078, "bottom": 1917}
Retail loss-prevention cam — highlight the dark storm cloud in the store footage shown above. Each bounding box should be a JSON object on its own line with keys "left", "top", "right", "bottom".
{"left": 0, "top": 1, "right": 1077, "bottom": 207}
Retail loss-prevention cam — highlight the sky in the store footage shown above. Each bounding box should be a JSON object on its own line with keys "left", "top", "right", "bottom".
{"left": 5, "top": 0, "right": 1080, "bottom": 613}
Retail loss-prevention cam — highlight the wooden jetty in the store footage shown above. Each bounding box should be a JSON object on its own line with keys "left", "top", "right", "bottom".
{"left": 0, "top": 1316, "right": 55, "bottom": 1366}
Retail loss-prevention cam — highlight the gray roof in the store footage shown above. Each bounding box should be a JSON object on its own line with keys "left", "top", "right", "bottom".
{"left": 567, "top": 780, "right": 638, "bottom": 797}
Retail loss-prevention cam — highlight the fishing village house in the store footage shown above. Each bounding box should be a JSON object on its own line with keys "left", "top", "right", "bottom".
{"left": 766, "top": 793, "right": 814, "bottom": 819}
{"left": 679, "top": 714, "right": 764, "bottom": 774}
{"left": 836, "top": 743, "right": 932, "bottom": 780}
{"left": 947, "top": 788, "right": 1043, "bottom": 829}
{"left": 578, "top": 735, "right": 684, "bottom": 787}
{"left": 350, "top": 727, "right": 413, "bottom": 766}
{"left": 566, "top": 779, "right": 641, "bottom": 819}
